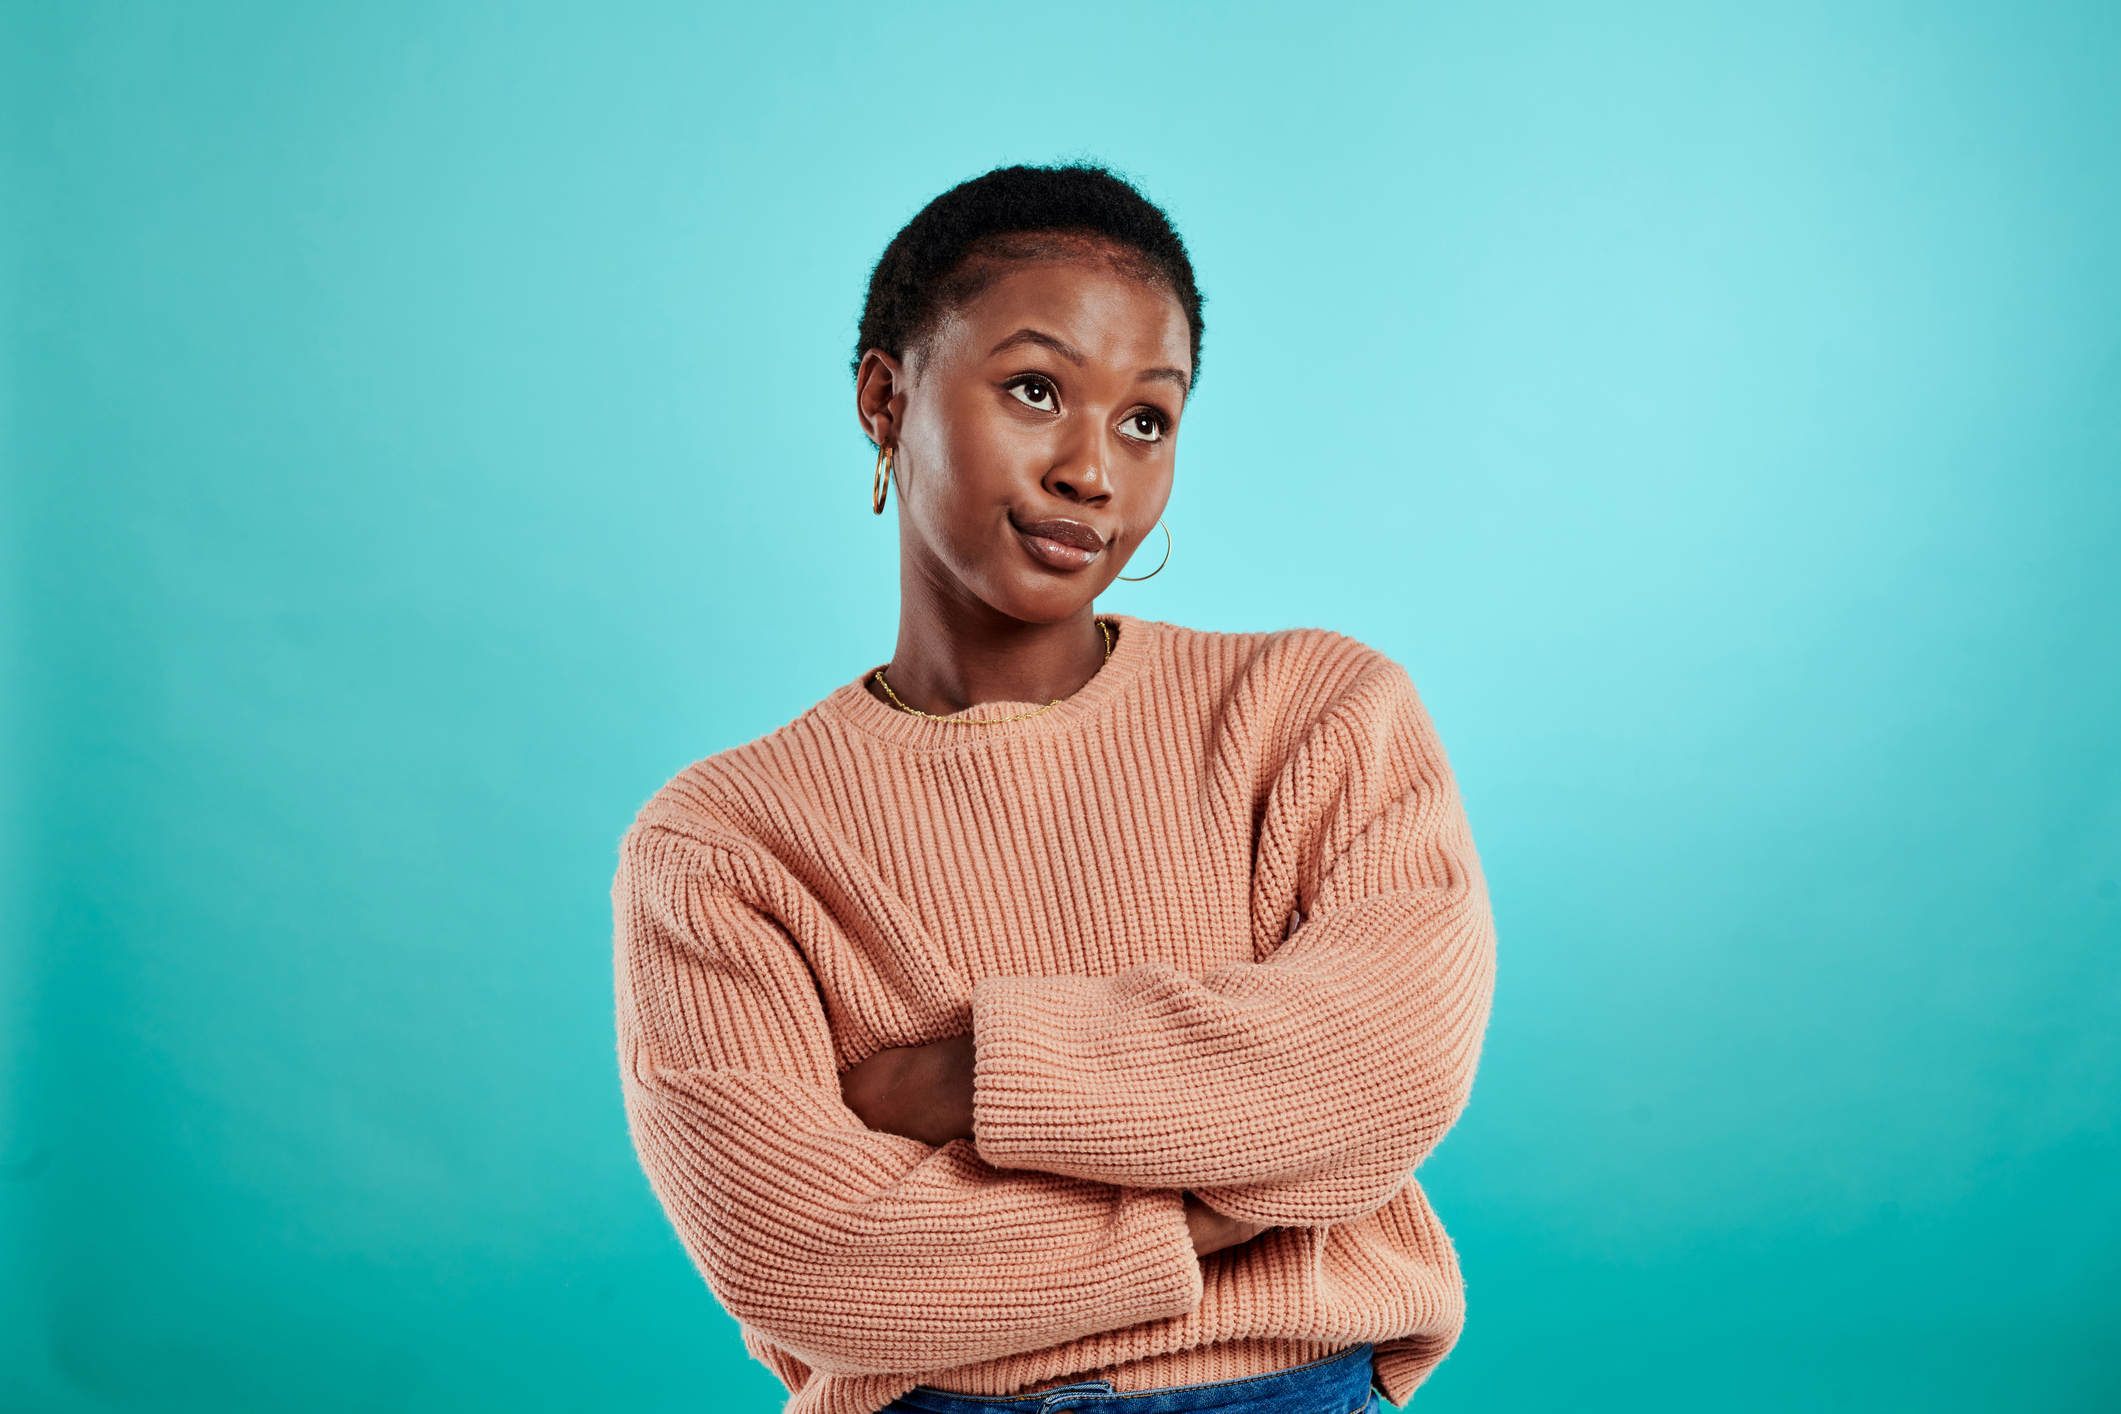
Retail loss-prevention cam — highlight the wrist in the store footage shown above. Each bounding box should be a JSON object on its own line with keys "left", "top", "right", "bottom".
{"left": 1182, "top": 1193, "right": 1270, "bottom": 1258}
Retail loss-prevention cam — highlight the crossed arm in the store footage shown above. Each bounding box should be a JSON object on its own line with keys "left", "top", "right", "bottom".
{"left": 617, "top": 662, "right": 1495, "bottom": 1375}
{"left": 839, "top": 1034, "right": 1270, "bottom": 1258}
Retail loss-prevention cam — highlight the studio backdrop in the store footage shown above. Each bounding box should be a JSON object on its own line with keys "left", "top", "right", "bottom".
{"left": 3, "top": 3, "right": 2117, "bottom": 1411}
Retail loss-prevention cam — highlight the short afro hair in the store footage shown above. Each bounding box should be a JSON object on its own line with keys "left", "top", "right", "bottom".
{"left": 854, "top": 162, "right": 1204, "bottom": 392}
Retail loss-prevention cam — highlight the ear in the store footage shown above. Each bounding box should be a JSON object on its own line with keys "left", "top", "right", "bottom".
{"left": 854, "top": 349, "right": 909, "bottom": 448}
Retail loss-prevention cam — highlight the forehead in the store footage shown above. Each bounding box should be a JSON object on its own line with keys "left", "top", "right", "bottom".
{"left": 933, "top": 254, "right": 1192, "bottom": 374}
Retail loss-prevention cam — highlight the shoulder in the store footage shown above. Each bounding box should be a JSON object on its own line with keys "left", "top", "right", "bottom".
{"left": 1149, "top": 617, "right": 1402, "bottom": 681}
{"left": 1147, "top": 618, "right": 1418, "bottom": 732}
{"left": 617, "top": 700, "right": 846, "bottom": 897}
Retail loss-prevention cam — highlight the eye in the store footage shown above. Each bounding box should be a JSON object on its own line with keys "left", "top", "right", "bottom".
{"left": 1117, "top": 409, "right": 1167, "bottom": 444}
{"left": 1007, "top": 377, "right": 1059, "bottom": 412}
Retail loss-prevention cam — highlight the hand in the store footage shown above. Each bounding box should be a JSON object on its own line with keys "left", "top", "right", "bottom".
{"left": 1183, "top": 1195, "right": 1270, "bottom": 1258}
{"left": 839, "top": 1033, "right": 976, "bottom": 1146}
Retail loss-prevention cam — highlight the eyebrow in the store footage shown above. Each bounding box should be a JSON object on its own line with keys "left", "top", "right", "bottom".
{"left": 988, "top": 328, "right": 1083, "bottom": 363}
{"left": 988, "top": 327, "right": 1192, "bottom": 392}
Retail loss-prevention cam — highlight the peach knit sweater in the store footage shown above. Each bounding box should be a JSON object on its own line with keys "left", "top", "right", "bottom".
{"left": 613, "top": 617, "right": 1495, "bottom": 1414}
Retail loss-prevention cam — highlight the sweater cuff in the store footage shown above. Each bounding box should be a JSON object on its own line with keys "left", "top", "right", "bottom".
{"left": 969, "top": 973, "right": 1105, "bottom": 1172}
{"left": 1093, "top": 1185, "right": 1203, "bottom": 1326}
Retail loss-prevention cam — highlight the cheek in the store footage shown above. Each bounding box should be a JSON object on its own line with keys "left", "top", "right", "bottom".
{"left": 898, "top": 417, "right": 997, "bottom": 567}
{"left": 948, "top": 397, "right": 1039, "bottom": 479}
{"left": 910, "top": 401, "right": 1030, "bottom": 519}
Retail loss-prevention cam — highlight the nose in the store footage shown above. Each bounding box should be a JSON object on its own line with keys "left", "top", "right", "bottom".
{"left": 1042, "top": 423, "right": 1111, "bottom": 506}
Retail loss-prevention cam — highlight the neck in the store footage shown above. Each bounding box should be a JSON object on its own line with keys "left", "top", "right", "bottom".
{"left": 876, "top": 560, "right": 1109, "bottom": 716}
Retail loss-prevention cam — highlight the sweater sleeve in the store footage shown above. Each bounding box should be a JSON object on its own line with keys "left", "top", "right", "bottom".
{"left": 615, "top": 825, "right": 1202, "bottom": 1378}
{"left": 969, "top": 657, "right": 1496, "bottom": 1227}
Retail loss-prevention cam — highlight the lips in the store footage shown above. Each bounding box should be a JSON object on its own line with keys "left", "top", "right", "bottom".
{"left": 1011, "top": 514, "right": 1108, "bottom": 572}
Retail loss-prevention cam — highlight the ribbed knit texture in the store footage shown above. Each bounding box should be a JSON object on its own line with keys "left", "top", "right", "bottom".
{"left": 614, "top": 617, "right": 1496, "bottom": 1414}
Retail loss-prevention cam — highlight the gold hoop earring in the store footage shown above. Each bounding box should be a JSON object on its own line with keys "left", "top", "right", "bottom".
{"left": 1117, "top": 519, "right": 1172, "bottom": 581}
{"left": 872, "top": 445, "right": 893, "bottom": 515}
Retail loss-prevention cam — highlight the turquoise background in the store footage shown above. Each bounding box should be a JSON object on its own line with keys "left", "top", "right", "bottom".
{"left": 4, "top": 2, "right": 2118, "bottom": 1409}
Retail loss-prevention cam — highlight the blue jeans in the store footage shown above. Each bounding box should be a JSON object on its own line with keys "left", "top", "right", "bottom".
{"left": 887, "top": 1345, "right": 1378, "bottom": 1414}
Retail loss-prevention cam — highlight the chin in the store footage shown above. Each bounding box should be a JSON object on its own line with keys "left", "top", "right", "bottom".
{"left": 978, "top": 574, "right": 1099, "bottom": 627}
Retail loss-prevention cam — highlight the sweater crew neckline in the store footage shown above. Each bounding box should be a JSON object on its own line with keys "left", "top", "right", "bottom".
{"left": 820, "top": 614, "right": 1160, "bottom": 752}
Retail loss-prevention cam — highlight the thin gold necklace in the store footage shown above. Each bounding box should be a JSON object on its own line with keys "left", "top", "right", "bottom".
{"left": 874, "top": 619, "right": 1113, "bottom": 726}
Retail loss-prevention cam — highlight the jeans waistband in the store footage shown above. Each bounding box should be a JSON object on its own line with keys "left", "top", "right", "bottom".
{"left": 890, "top": 1345, "right": 1375, "bottom": 1414}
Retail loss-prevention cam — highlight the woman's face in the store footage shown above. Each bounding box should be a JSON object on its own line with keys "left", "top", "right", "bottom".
{"left": 856, "top": 247, "right": 1192, "bottom": 626}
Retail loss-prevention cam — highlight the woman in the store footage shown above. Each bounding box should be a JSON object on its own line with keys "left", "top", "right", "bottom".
{"left": 614, "top": 164, "right": 1495, "bottom": 1414}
